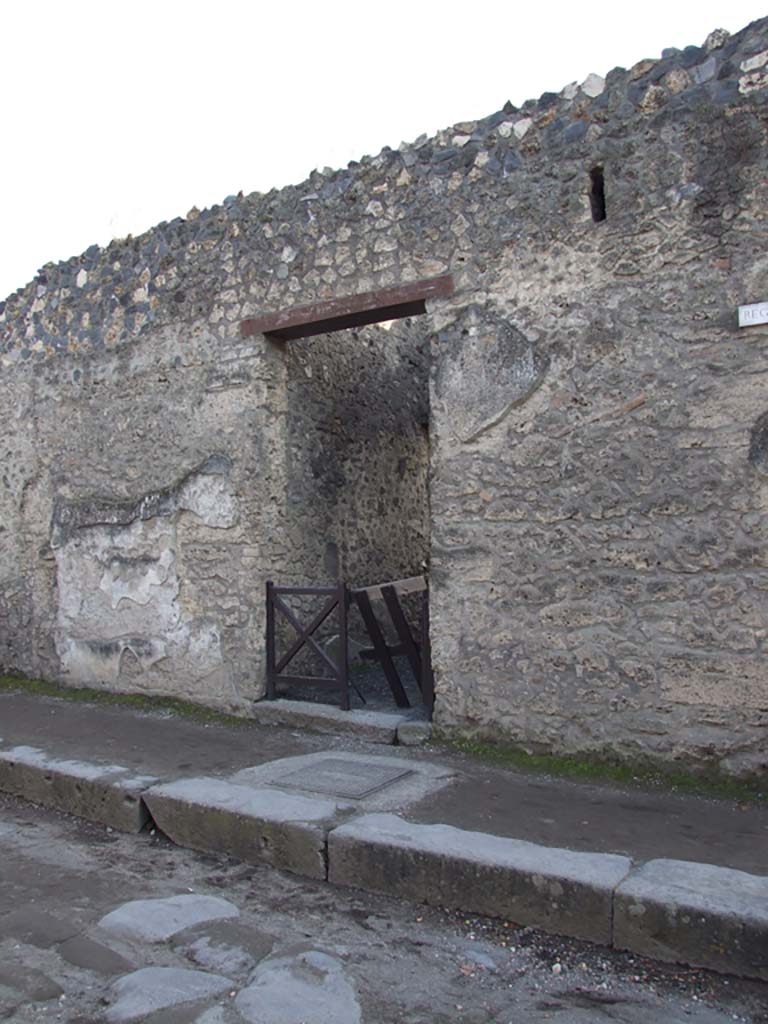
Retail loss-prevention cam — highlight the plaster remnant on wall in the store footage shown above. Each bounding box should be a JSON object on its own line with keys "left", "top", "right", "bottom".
{"left": 434, "top": 308, "right": 550, "bottom": 444}
{"left": 50, "top": 454, "right": 237, "bottom": 547}
{"left": 51, "top": 459, "right": 238, "bottom": 688}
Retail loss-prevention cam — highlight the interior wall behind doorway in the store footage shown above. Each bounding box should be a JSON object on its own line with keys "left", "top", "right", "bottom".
{"left": 283, "top": 317, "right": 430, "bottom": 589}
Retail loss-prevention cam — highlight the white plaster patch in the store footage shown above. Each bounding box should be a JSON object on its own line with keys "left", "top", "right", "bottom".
{"left": 52, "top": 464, "right": 237, "bottom": 687}
{"left": 76, "top": 269, "right": 88, "bottom": 288}
{"left": 100, "top": 545, "right": 175, "bottom": 610}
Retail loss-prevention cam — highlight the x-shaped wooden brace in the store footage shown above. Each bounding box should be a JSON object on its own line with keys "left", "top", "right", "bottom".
{"left": 273, "top": 592, "right": 341, "bottom": 677}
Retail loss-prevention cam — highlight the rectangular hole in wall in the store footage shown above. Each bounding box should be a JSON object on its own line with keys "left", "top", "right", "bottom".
{"left": 589, "top": 166, "right": 606, "bottom": 223}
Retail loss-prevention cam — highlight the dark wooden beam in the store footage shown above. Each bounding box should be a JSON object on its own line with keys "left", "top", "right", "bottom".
{"left": 240, "top": 273, "right": 454, "bottom": 342}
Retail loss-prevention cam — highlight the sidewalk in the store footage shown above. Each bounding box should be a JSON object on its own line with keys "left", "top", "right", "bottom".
{"left": 0, "top": 686, "right": 766, "bottom": 981}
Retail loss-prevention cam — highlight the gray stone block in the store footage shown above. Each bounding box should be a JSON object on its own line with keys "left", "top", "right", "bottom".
{"left": 614, "top": 859, "right": 768, "bottom": 981}
{"left": 328, "top": 813, "right": 632, "bottom": 944}
{"left": 105, "top": 966, "right": 234, "bottom": 1023}
{"left": 397, "top": 719, "right": 432, "bottom": 746}
{"left": 98, "top": 894, "right": 239, "bottom": 944}
{"left": 0, "top": 745, "right": 156, "bottom": 831}
{"left": 251, "top": 699, "right": 403, "bottom": 744}
{"left": 144, "top": 777, "right": 337, "bottom": 879}
{"left": 235, "top": 947, "right": 361, "bottom": 1024}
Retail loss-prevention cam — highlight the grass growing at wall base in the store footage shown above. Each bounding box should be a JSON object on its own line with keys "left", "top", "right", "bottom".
{"left": 0, "top": 672, "right": 253, "bottom": 729}
{"left": 434, "top": 732, "right": 767, "bottom": 806}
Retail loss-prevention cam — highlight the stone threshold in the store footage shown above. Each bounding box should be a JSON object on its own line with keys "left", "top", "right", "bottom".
{"left": 251, "top": 697, "right": 432, "bottom": 746}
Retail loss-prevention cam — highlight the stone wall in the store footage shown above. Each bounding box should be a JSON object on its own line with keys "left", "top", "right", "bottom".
{"left": 1, "top": 18, "right": 767, "bottom": 771}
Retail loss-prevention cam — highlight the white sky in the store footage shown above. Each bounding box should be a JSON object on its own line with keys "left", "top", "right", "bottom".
{"left": 1, "top": 1, "right": 765, "bottom": 302}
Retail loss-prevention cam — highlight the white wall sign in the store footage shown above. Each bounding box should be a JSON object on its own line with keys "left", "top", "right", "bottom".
{"left": 738, "top": 302, "right": 768, "bottom": 328}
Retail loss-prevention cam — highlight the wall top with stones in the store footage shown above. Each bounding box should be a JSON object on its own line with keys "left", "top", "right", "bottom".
{"left": 1, "top": 17, "right": 767, "bottom": 372}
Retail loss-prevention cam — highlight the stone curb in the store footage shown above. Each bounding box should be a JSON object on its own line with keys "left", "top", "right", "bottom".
{"left": 328, "top": 812, "right": 632, "bottom": 945}
{"left": 143, "top": 777, "right": 336, "bottom": 880}
{"left": 0, "top": 745, "right": 156, "bottom": 832}
{"left": 613, "top": 858, "right": 768, "bottom": 982}
{"left": 1, "top": 746, "right": 766, "bottom": 980}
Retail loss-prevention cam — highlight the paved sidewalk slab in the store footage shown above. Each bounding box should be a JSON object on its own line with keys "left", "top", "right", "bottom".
{"left": 144, "top": 777, "right": 338, "bottom": 879}
{"left": 328, "top": 812, "right": 632, "bottom": 944}
{"left": 0, "top": 745, "right": 156, "bottom": 831}
{"left": 614, "top": 859, "right": 768, "bottom": 982}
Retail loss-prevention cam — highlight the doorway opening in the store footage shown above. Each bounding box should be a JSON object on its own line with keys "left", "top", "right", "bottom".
{"left": 241, "top": 275, "right": 452, "bottom": 715}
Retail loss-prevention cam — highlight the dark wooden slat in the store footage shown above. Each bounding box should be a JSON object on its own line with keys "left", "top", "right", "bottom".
{"left": 381, "top": 584, "right": 423, "bottom": 690}
{"left": 420, "top": 588, "right": 435, "bottom": 718}
{"left": 240, "top": 274, "right": 454, "bottom": 342}
{"left": 353, "top": 575, "right": 427, "bottom": 601}
{"left": 266, "top": 580, "right": 276, "bottom": 700}
{"left": 338, "top": 581, "right": 350, "bottom": 711}
{"left": 274, "top": 593, "right": 339, "bottom": 674}
{"left": 273, "top": 594, "right": 340, "bottom": 677}
{"left": 355, "top": 590, "right": 410, "bottom": 709}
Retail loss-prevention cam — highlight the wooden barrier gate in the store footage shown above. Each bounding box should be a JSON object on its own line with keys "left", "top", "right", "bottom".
{"left": 265, "top": 576, "right": 434, "bottom": 717}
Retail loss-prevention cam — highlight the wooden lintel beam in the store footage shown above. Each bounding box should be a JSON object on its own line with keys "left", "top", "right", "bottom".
{"left": 240, "top": 273, "right": 454, "bottom": 342}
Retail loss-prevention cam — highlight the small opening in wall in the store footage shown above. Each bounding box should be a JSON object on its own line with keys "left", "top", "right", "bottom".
{"left": 589, "top": 166, "right": 606, "bottom": 223}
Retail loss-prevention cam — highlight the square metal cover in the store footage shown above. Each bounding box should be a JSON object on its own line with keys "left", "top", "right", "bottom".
{"left": 278, "top": 757, "right": 413, "bottom": 799}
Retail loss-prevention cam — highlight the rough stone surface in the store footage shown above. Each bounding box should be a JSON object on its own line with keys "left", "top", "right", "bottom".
{"left": 328, "top": 812, "right": 632, "bottom": 944}
{"left": 105, "top": 966, "right": 234, "bottom": 1023}
{"left": 0, "top": 745, "right": 155, "bottom": 831}
{"left": 234, "top": 947, "right": 361, "bottom": 1024}
{"left": 58, "top": 934, "right": 136, "bottom": 975}
{"left": 0, "top": 907, "right": 80, "bottom": 948}
{"left": 143, "top": 778, "right": 336, "bottom": 879}
{"left": 614, "top": 859, "right": 768, "bottom": 981}
{"left": 1, "top": 18, "right": 767, "bottom": 774}
{"left": 0, "top": 965, "right": 63, "bottom": 1002}
{"left": 172, "top": 920, "right": 275, "bottom": 981}
{"left": 98, "top": 894, "right": 240, "bottom": 944}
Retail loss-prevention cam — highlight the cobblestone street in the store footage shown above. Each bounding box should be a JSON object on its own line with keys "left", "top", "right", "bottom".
{"left": 1, "top": 793, "right": 765, "bottom": 1023}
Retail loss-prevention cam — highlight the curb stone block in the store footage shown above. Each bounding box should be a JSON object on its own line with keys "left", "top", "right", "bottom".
{"left": 613, "top": 858, "right": 768, "bottom": 981}
{"left": 328, "top": 812, "right": 632, "bottom": 944}
{"left": 144, "top": 777, "right": 338, "bottom": 880}
{"left": 0, "top": 746, "right": 156, "bottom": 832}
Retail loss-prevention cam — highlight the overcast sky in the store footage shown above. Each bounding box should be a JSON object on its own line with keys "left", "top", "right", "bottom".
{"left": 2, "top": 1, "right": 765, "bottom": 301}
